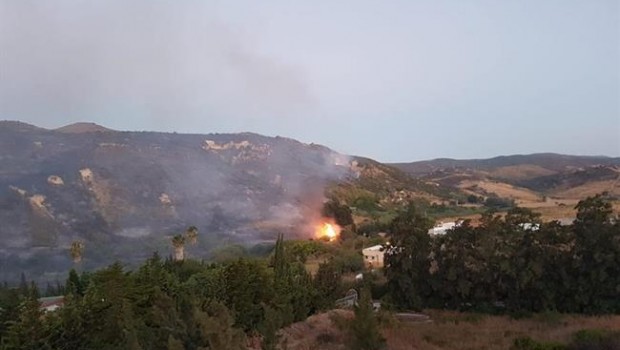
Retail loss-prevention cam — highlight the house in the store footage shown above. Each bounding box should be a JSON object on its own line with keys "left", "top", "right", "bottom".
{"left": 38, "top": 296, "right": 65, "bottom": 312}
{"left": 362, "top": 245, "right": 384, "bottom": 268}
{"left": 428, "top": 221, "right": 461, "bottom": 235}
{"left": 518, "top": 223, "right": 540, "bottom": 231}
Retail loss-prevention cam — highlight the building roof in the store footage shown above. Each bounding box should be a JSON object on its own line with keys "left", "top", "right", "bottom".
{"left": 362, "top": 245, "right": 383, "bottom": 253}
{"left": 38, "top": 296, "right": 65, "bottom": 309}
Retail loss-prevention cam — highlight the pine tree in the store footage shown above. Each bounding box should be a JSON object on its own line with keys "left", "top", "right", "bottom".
{"left": 273, "top": 233, "right": 287, "bottom": 280}
{"left": 192, "top": 301, "right": 246, "bottom": 350}
{"left": 384, "top": 203, "right": 433, "bottom": 310}
{"left": 5, "top": 286, "right": 47, "bottom": 350}
{"left": 350, "top": 288, "right": 385, "bottom": 350}
{"left": 313, "top": 260, "right": 342, "bottom": 310}
{"left": 65, "top": 269, "right": 84, "bottom": 296}
{"left": 259, "top": 304, "right": 283, "bottom": 350}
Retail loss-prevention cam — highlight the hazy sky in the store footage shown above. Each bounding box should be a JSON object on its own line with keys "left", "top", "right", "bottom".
{"left": 1, "top": 1, "right": 618, "bottom": 162}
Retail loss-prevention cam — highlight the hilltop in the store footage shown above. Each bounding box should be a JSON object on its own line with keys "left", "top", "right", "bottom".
{"left": 55, "top": 122, "right": 115, "bottom": 133}
{"left": 392, "top": 153, "right": 620, "bottom": 220}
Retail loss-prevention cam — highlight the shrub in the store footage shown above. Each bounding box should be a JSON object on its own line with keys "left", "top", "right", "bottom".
{"left": 512, "top": 337, "right": 566, "bottom": 350}
{"left": 568, "top": 329, "right": 620, "bottom": 350}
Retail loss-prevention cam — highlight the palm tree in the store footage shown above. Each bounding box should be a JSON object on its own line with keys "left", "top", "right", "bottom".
{"left": 70, "top": 240, "right": 85, "bottom": 263}
{"left": 185, "top": 226, "right": 198, "bottom": 245}
{"left": 171, "top": 234, "right": 186, "bottom": 261}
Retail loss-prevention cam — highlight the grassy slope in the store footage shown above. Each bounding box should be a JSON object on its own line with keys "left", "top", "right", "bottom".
{"left": 278, "top": 310, "right": 620, "bottom": 350}
{"left": 384, "top": 310, "right": 620, "bottom": 350}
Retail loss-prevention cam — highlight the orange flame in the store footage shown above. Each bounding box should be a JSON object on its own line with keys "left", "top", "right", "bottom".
{"left": 316, "top": 222, "right": 340, "bottom": 241}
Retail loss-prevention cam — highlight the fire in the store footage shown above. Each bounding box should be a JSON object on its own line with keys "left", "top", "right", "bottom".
{"left": 316, "top": 222, "right": 340, "bottom": 241}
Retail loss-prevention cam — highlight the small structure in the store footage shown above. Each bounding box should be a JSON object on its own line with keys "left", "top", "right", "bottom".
{"left": 428, "top": 221, "right": 461, "bottom": 235}
{"left": 518, "top": 223, "right": 540, "bottom": 231}
{"left": 362, "top": 245, "right": 384, "bottom": 268}
{"left": 335, "top": 289, "right": 359, "bottom": 309}
{"left": 38, "top": 296, "right": 64, "bottom": 312}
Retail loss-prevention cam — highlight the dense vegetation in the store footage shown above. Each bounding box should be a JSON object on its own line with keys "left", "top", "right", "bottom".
{"left": 513, "top": 329, "right": 620, "bottom": 350}
{"left": 385, "top": 194, "right": 620, "bottom": 314}
{"left": 0, "top": 194, "right": 617, "bottom": 349}
{"left": 0, "top": 234, "right": 352, "bottom": 350}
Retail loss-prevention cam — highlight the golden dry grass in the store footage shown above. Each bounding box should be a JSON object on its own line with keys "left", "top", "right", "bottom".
{"left": 458, "top": 180, "right": 543, "bottom": 204}
{"left": 278, "top": 310, "right": 353, "bottom": 350}
{"left": 383, "top": 310, "right": 620, "bottom": 350}
{"left": 552, "top": 179, "right": 620, "bottom": 199}
{"left": 278, "top": 310, "right": 620, "bottom": 350}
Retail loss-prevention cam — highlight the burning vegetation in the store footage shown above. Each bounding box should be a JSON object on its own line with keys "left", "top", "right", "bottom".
{"left": 315, "top": 222, "right": 340, "bottom": 241}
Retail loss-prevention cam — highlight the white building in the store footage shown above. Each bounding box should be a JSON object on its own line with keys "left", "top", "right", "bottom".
{"left": 38, "top": 296, "right": 65, "bottom": 312}
{"left": 362, "top": 245, "right": 384, "bottom": 268}
{"left": 428, "top": 221, "right": 461, "bottom": 235}
{"left": 518, "top": 223, "right": 541, "bottom": 231}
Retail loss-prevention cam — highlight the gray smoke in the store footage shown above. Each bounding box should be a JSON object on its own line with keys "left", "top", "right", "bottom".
{"left": 0, "top": 1, "right": 316, "bottom": 127}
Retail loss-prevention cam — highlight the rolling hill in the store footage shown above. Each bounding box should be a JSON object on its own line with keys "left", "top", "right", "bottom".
{"left": 1, "top": 121, "right": 616, "bottom": 281}
{"left": 392, "top": 153, "right": 620, "bottom": 176}
{"left": 0, "top": 120, "right": 445, "bottom": 281}
{"left": 392, "top": 154, "right": 620, "bottom": 219}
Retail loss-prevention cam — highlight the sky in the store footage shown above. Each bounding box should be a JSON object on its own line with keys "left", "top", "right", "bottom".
{"left": 0, "top": 0, "right": 618, "bottom": 162}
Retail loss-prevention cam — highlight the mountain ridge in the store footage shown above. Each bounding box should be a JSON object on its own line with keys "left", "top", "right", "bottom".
{"left": 391, "top": 153, "right": 620, "bottom": 175}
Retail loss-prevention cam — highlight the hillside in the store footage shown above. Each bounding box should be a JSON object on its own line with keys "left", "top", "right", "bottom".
{"left": 393, "top": 153, "right": 620, "bottom": 176}
{"left": 55, "top": 122, "right": 114, "bottom": 133}
{"left": 394, "top": 153, "right": 619, "bottom": 201}
{"left": 0, "top": 120, "right": 442, "bottom": 281}
{"left": 390, "top": 153, "right": 620, "bottom": 224}
{"left": 277, "top": 310, "right": 620, "bottom": 350}
{"left": 2, "top": 122, "right": 617, "bottom": 281}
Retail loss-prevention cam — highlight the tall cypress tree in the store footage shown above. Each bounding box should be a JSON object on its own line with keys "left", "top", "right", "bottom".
{"left": 273, "top": 233, "right": 287, "bottom": 280}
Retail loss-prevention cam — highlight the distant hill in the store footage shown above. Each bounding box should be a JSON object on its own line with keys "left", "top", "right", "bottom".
{"left": 392, "top": 153, "right": 620, "bottom": 176}
{"left": 0, "top": 120, "right": 442, "bottom": 281}
{"left": 55, "top": 122, "right": 114, "bottom": 133}
{"left": 392, "top": 153, "right": 620, "bottom": 206}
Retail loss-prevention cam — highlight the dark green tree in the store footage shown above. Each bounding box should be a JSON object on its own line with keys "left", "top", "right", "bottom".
{"left": 4, "top": 287, "right": 47, "bottom": 350}
{"left": 570, "top": 194, "right": 619, "bottom": 313}
{"left": 272, "top": 233, "right": 287, "bottom": 280}
{"left": 322, "top": 199, "right": 354, "bottom": 227}
{"left": 191, "top": 301, "right": 246, "bottom": 350}
{"left": 349, "top": 287, "right": 385, "bottom": 350}
{"left": 313, "top": 260, "right": 342, "bottom": 310}
{"left": 65, "top": 269, "right": 84, "bottom": 296}
{"left": 384, "top": 203, "right": 433, "bottom": 310}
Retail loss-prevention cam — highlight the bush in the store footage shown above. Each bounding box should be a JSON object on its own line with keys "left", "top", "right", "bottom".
{"left": 535, "top": 311, "right": 564, "bottom": 326}
{"left": 568, "top": 329, "right": 620, "bottom": 350}
{"left": 332, "top": 250, "right": 364, "bottom": 273}
{"left": 512, "top": 337, "right": 566, "bottom": 350}
{"left": 484, "top": 196, "right": 515, "bottom": 209}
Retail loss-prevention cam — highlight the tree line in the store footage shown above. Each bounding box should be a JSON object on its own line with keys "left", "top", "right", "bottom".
{"left": 385, "top": 194, "right": 620, "bottom": 314}
{"left": 0, "top": 234, "right": 349, "bottom": 350}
